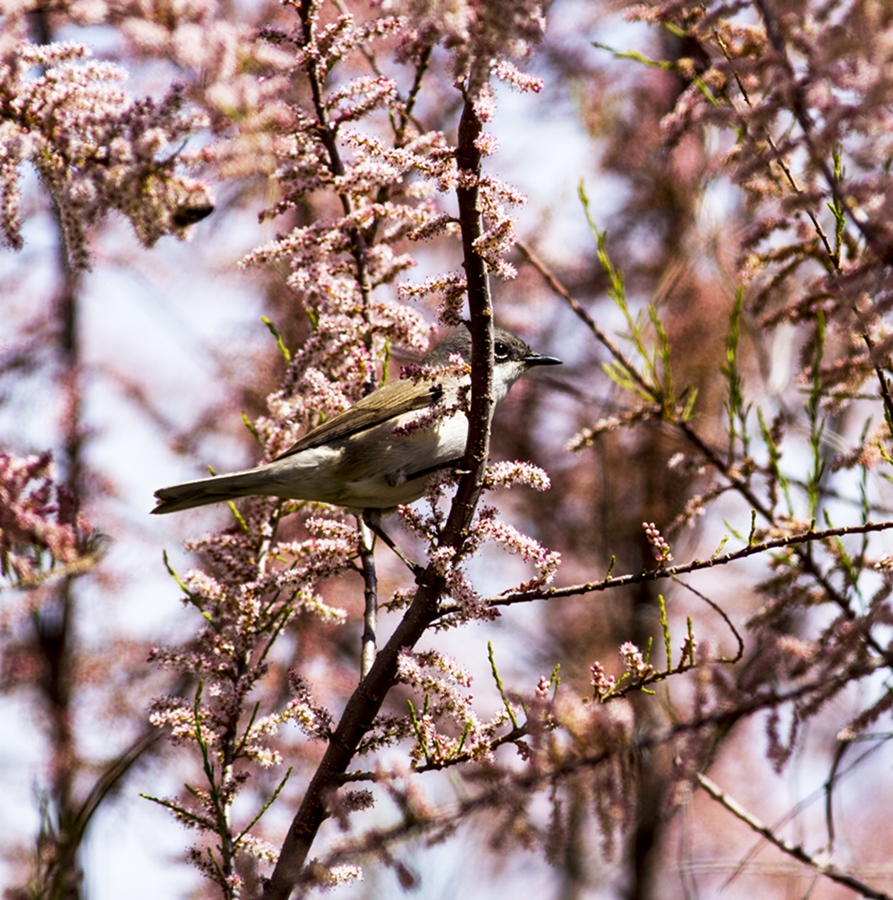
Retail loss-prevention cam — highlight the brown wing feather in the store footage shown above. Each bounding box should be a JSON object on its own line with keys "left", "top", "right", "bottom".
{"left": 274, "top": 379, "right": 443, "bottom": 460}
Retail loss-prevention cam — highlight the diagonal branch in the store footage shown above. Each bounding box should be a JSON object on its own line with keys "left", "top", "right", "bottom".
{"left": 697, "top": 772, "right": 893, "bottom": 900}
{"left": 519, "top": 245, "right": 892, "bottom": 656}
{"left": 283, "top": 672, "right": 882, "bottom": 889}
{"left": 262, "top": 84, "right": 495, "bottom": 900}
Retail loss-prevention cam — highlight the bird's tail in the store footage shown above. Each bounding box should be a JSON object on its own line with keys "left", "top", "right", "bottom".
{"left": 152, "top": 467, "right": 277, "bottom": 514}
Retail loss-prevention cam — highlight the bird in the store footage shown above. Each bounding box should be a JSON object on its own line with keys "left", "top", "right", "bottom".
{"left": 151, "top": 327, "right": 561, "bottom": 516}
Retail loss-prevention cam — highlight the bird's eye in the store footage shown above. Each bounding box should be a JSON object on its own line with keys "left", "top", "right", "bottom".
{"left": 494, "top": 341, "right": 509, "bottom": 360}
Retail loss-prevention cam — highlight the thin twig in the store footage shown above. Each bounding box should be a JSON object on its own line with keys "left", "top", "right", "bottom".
{"left": 337, "top": 724, "right": 530, "bottom": 783}
{"left": 481, "top": 519, "right": 893, "bottom": 609}
{"left": 671, "top": 576, "right": 744, "bottom": 662}
{"left": 516, "top": 239, "right": 647, "bottom": 394}
{"left": 357, "top": 515, "right": 378, "bottom": 679}
{"left": 303, "top": 672, "right": 881, "bottom": 884}
{"left": 697, "top": 772, "right": 893, "bottom": 900}
{"left": 519, "top": 246, "right": 890, "bottom": 657}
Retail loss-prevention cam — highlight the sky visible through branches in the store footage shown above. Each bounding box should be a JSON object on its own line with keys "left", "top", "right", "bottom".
{"left": 4, "top": 1, "right": 893, "bottom": 899}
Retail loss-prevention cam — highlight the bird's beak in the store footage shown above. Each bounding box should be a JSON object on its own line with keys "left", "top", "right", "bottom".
{"left": 524, "top": 352, "right": 562, "bottom": 367}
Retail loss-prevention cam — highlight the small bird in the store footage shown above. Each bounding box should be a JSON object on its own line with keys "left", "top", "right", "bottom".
{"left": 152, "top": 327, "right": 561, "bottom": 515}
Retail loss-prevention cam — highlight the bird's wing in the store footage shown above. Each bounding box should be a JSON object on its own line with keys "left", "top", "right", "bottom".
{"left": 274, "top": 378, "right": 444, "bottom": 459}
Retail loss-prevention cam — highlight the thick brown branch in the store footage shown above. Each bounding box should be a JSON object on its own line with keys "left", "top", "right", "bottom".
{"left": 263, "top": 84, "right": 496, "bottom": 900}
{"left": 443, "top": 93, "right": 495, "bottom": 542}
{"left": 262, "top": 578, "right": 443, "bottom": 899}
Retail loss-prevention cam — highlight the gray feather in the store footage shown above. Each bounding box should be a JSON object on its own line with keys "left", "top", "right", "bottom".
{"left": 151, "top": 327, "right": 561, "bottom": 515}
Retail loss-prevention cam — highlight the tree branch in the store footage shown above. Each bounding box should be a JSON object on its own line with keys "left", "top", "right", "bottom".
{"left": 482, "top": 520, "right": 893, "bottom": 609}
{"left": 262, "top": 69, "right": 496, "bottom": 900}
{"left": 697, "top": 772, "right": 893, "bottom": 900}
{"left": 357, "top": 515, "right": 377, "bottom": 679}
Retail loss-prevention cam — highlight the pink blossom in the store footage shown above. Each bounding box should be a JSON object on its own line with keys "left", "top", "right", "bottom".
{"left": 642, "top": 521, "right": 673, "bottom": 564}
{"left": 0, "top": 28, "right": 212, "bottom": 268}
{"left": 0, "top": 452, "right": 94, "bottom": 587}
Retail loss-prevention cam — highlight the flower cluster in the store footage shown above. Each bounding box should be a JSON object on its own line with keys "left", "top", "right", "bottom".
{"left": 125, "top": 0, "right": 296, "bottom": 180}
{"left": 0, "top": 20, "right": 213, "bottom": 269}
{"left": 589, "top": 661, "right": 616, "bottom": 702}
{"left": 397, "top": 272, "right": 468, "bottom": 326}
{"left": 474, "top": 507, "right": 561, "bottom": 587}
{"left": 485, "top": 460, "right": 552, "bottom": 492}
{"left": 628, "top": 0, "right": 893, "bottom": 395}
{"left": 0, "top": 452, "right": 93, "bottom": 588}
{"left": 401, "top": 494, "right": 560, "bottom": 621}
{"left": 619, "top": 641, "right": 653, "bottom": 680}
{"left": 242, "top": 1, "right": 540, "bottom": 343}
{"left": 147, "top": 505, "right": 356, "bottom": 879}
{"left": 397, "top": 649, "right": 511, "bottom": 765}
{"left": 242, "top": 13, "right": 449, "bottom": 304}
{"left": 390, "top": 354, "right": 470, "bottom": 437}
{"left": 138, "top": 0, "right": 565, "bottom": 890}
{"left": 642, "top": 521, "right": 672, "bottom": 564}
{"left": 384, "top": 0, "right": 548, "bottom": 104}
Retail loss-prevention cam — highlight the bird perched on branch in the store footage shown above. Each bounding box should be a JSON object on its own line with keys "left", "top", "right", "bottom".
{"left": 152, "top": 327, "right": 561, "bottom": 515}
